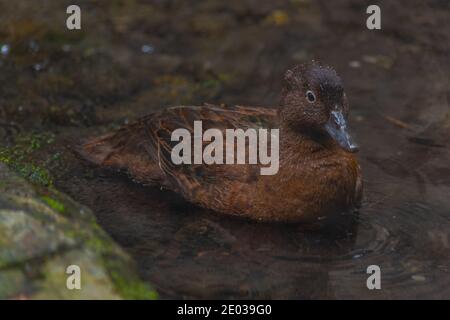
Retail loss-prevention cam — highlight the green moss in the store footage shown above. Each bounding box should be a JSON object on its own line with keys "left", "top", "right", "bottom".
{"left": 152, "top": 74, "right": 225, "bottom": 104}
{"left": 0, "top": 154, "right": 53, "bottom": 187}
{"left": 84, "top": 228, "right": 158, "bottom": 300}
{"left": 40, "top": 196, "right": 65, "bottom": 213}
{"left": 86, "top": 234, "right": 114, "bottom": 254}
{"left": 0, "top": 132, "right": 56, "bottom": 187}
{"left": 199, "top": 79, "right": 221, "bottom": 90}
{"left": 109, "top": 270, "right": 159, "bottom": 300}
{"left": 216, "top": 72, "right": 233, "bottom": 84}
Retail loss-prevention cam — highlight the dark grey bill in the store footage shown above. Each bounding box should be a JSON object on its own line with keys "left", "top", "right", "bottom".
{"left": 324, "top": 110, "right": 359, "bottom": 153}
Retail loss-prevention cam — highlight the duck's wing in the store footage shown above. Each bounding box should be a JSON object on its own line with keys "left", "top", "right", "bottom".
{"left": 143, "top": 105, "right": 278, "bottom": 210}
{"left": 77, "top": 118, "right": 169, "bottom": 185}
{"left": 78, "top": 104, "right": 278, "bottom": 194}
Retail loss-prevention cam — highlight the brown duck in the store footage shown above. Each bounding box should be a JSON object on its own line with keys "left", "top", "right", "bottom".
{"left": 79, "top": 62, "right": 362, "bottom": 222}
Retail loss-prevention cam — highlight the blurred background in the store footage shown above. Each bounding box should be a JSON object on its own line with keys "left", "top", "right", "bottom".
{"left": 0, "top": 0, "right": 449, "bottom": 299}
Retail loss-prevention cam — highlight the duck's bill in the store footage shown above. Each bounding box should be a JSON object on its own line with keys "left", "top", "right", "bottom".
{"left": 324, "top": 110, "right": 359, "bottom": 153}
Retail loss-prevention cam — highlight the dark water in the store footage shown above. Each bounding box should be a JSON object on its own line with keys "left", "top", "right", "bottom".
{"left": 1, "top": 0, "right": 449, "bottom": 299}
{"left": 64, "top": 127, "right": 450, "bottom": 299}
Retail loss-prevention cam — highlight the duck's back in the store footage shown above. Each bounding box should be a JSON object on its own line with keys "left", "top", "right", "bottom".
{"left": 79, "top": 105, "right": 279, "bottom": 216}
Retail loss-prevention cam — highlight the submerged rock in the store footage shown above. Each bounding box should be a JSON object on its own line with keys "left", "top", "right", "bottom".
{"left": 0, "top": 163, "right": 157, "bottom": 299}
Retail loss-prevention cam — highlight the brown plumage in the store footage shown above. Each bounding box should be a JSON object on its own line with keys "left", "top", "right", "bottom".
{"left": 78, "top": 62, "right": 362, "bottom": 222}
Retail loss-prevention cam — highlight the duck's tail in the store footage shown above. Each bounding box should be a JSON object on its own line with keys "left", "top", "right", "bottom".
{"left": 74, "top": 121, "right": 168, "bottom": 186}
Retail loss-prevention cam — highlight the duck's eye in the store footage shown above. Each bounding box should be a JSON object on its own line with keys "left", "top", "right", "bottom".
{"left": 306, "top": 90, "right": 316, "bottom": 103}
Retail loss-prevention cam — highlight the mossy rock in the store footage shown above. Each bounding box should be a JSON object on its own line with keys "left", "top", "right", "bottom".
{"left": 0, "top": 163, "right": 157, "bottom": 300}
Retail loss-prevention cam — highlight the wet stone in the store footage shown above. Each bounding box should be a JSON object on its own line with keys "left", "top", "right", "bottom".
{"left": 0, "top": 163, "right": 157, "bottom": 299}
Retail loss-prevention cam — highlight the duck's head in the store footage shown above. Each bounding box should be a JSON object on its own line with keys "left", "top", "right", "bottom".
{"left": 279, "top": 62, "right": 358, "bottom": 153}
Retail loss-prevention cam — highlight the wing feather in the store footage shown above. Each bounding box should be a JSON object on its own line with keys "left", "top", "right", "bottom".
{"left": 143, "top": 105, "right": 278, "bottom": 208}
